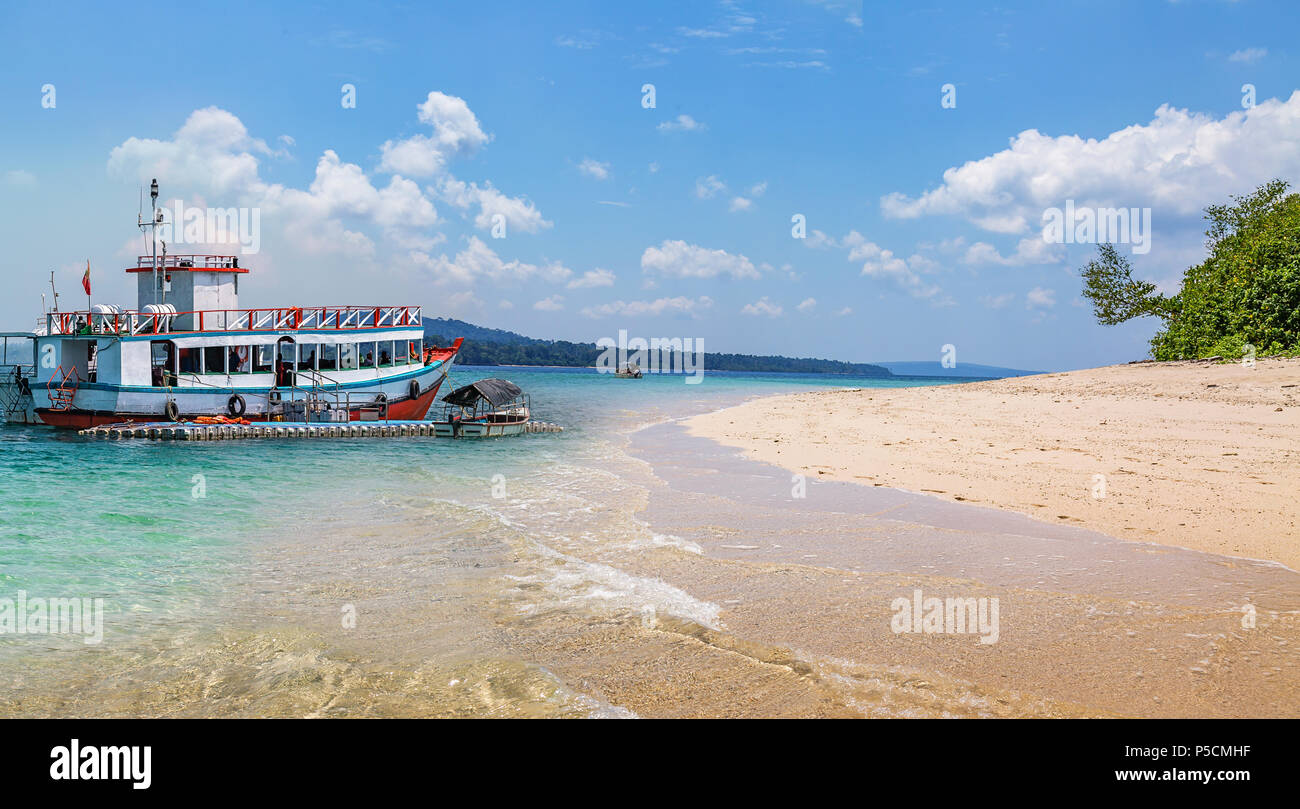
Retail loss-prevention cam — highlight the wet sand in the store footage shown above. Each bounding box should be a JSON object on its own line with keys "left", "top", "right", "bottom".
{"left": 687, "top": 358, "right": 1300, "bottom": 569}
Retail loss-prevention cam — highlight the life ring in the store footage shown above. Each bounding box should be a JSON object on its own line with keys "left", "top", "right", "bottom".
{"left": 374, "top": 392, "right": 388, "bottom": 419}
{"left": 268, "top": 389, "right": 282, "bottom": 404}
{"left": 227, "top": 393, "right": 247, "bottom": 417}
{"left": 408, "top": 379, "right": 421, "bottom": 400}
{"left": 164, "top": 400, "right": 180, "bottom": 422}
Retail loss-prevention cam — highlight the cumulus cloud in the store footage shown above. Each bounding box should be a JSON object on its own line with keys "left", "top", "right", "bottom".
{"left": 881, "top": 92, "right": 1300, "bottom": 235}
{"left": 962, "top": 237, "right": 1062, "bottom": 266}
{"left": 378, "top": 91, "right": 491, "bottom": 177}
{"left": 728, "top": 196, "right": 753, "bottom": 212}
{"left": 695, "top": 175, "right": 726, "bottom": 199}
{"left": 411, "top": 236, "right": 572, "bottom": 287}
{"left": 581, "top": 296, "right": 713, "bottom": 318}
{"left": 797, "top": 297, "right": 816, "bottom": 312}
{"left": 108, "top": 106, "right": 271, "bottom": 192}
{"left": 1026, "top": 286, "right": 1057, "bottom": 308}
{"left": 434, "top": 176, "right": 550, "bottom": 234}
{"left": 641, "top": 239, "right": 759, "bottom": 279}
{"left": 567, "top": 268, "right": 616, "bottom": 289}
{"left": 842, "top": 232, "right": 944, "bottom": 300}
{"left": 533, "top": 294, "right": 564, "bottom": 311}
{"left": 742, "top": 296, "right": 783, "bottom": 317}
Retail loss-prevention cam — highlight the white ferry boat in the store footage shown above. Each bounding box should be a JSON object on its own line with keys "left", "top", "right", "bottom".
{"left": 0, "top": 183, "right": 461, "bottom": 429}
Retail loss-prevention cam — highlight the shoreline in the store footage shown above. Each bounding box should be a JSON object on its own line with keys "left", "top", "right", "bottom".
{"left": 685, "top": 357, "right": 1300, "bottom": 569}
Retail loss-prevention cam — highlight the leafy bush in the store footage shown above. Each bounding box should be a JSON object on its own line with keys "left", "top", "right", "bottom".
{"left": 1079, "top": 180, "right": 1300, "bottom": 360}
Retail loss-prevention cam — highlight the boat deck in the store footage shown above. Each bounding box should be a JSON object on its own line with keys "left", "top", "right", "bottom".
{"left": 78, "top": 419, "right": 563, "bottom": 440}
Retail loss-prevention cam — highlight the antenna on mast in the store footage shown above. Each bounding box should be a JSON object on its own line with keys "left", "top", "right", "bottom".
{"left": 49, "top": 270, "right": 59, "bottom": 313}
{"left": 141, "top": 178, "right": 161, "bottom": 306}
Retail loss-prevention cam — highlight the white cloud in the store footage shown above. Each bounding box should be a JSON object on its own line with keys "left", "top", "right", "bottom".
{"left": 434, "top": 177, "right": 550, "bottom": 234}
{"left": 881, "top": 92, "right": 1300, "bottom": 235}
{"left": 581, "top": 296, "right": 713, "bottom": 318}
{"left": 962, "top": 237, "right": 1062, "bottom": 266}
{"left": 648, "top": 162, "right": 660, "bottom": 173}
{"left": 658, "top": 114, "right": 706, "bottom": 133}
{"left": 695, "top": 175, "right": 726, "bottom": 199}
{"left": 579, "top": 158, "right": 611, "bottom": 180}
{"left": 1228, "top": 47, "right": 1267, "bottom": 64}
{"left": 411, "top": 236, "right": 572, "bottom": 287}
{"left": 728, "top": 181, "right": 766, "bottom": 212}
{"left": 378, "top": 91, "right": 490, "bottom": 177}
{"left": 835, "top": 306, "right": 853, "bottom": 317}
{"left": 641, "top": 240, "right": 759, "bottom": 279}
{"left": 844, "top": 233, "right": 944, "bottom": 300}
{"left": 796, "top": 297, "right": 816, "bottom": 312}
{"left": 1026, "top": 287, "right": 1057, "bottom": 308}
{"left": 741, "top": 296, "right": 783, "bottom": 317}
{"left": 533, "top": 294, "right": 564, "bottom": 311}
{"left": 108, "top": 106, "right": 269, "bottom": 192}
{"left": 567, "top": 268, "right": 616, "bottom": 289}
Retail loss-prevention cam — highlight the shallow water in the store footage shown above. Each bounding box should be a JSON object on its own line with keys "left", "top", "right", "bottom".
{"left": 1, "top": 365, "right": 1294, "bottom": 717}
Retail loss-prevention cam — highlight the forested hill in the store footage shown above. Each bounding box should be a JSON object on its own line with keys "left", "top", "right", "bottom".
{"left": 422, "top": 317, "right": 893, "bottom": 376}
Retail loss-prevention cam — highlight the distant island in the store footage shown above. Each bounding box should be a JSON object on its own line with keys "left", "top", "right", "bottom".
{"left": 423, "top": 318, "right": 1033, "bottom": 378}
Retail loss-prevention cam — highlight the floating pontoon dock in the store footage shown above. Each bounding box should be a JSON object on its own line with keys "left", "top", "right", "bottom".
{"left": 78, "top": 419, "right": 563, "bottom": 440}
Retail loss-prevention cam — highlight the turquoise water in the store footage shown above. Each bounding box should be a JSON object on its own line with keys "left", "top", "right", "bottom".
{"left": 0, "top": 365, "right": 957, "bottom": 713}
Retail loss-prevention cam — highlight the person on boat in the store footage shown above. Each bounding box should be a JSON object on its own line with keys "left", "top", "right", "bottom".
{"left": 276, "top": 360, "right": 292, "bottom": 388}
{"left": 379, "top": 348, "right": 390, "bottom": 365}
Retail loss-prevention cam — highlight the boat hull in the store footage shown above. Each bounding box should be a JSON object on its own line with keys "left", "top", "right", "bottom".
{"left": 34, "top": 361, "right": 452, "bottom": 430}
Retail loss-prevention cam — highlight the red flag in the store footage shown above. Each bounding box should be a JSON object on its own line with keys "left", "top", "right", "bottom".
{"left": 82, "top": 260, "right": 91, "bottom": 296}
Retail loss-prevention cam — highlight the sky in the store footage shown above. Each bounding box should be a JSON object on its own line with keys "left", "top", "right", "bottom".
{"left": 0, "top": 0, "right": 1297, "bottom": 371}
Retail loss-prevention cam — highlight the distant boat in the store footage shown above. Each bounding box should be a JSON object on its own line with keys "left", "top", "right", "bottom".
{"left": 433, "top": 378, "right": 530, "bottom": 437}
{"left": 613, "top": 362, "right": 642, "bottom": 379}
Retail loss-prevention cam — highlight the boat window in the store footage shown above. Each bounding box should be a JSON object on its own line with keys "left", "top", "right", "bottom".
{"left": 394, "top": 340, "right": 408, "bottom": 365}
{"left": 359, "top": 341, "right": 376, "bottom": 369}
{"left": 378, "top": 341, "right": 393, "bottom": 367}
{"left": 319, "top": 343, "right": 337, "bottom": 371}
{"left": 254, "top": 345, "right": 273, "bottom": 373}
{"left": 278, "top": 341, "right": 296, "bottom": 368}
{"left": 178, "top": 347, "right": 199, "bottom": 375}
{"left": 228, "top": 345, "right": 251, "bottom": 374}
{"left": 150, "top": 341, "right": 176, "bottom": 386}
{"left": 339, "top": 343, "right": 357, "bottom": 370}
{"left": 410, "top": 339, "right": 423, "bottom": 364}
{"left": 203, "top": 346, "right": 226, "bottom": 375}
{"left": 297, "top": 343, "right": 316, "bottom": 371}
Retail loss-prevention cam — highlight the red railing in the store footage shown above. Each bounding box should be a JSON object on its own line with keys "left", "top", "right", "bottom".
{"left": 128, "top": 254, "right": 244, "bottom": 270}
{"left": 47, "top": 305, "right": 423, "bottom": 336}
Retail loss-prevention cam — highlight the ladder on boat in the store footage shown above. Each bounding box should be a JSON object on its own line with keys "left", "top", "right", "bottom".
{"left": 46, "top": 365, "right": 80, "bottom": 411}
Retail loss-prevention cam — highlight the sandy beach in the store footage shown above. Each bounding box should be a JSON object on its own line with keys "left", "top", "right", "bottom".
{"left": 687, "top": 358, "right": 1300, "bottom": 570}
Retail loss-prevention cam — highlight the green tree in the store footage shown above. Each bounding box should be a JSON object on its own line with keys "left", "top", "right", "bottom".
{"left": 1078, "top": 179, "right": 1300, "bottom": 360}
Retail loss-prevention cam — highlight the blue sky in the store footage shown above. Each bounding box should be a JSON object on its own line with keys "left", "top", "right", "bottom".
{"left": 1, "top": 0, "right": 1297, "bottom": 370}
